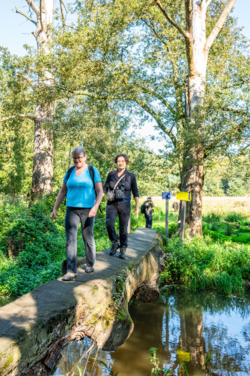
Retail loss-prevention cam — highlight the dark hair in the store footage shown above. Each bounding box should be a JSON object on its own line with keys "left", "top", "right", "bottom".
{"left": 72, "top": 146, "right": 86, "bottom": 156}
{"left": 114, "top": 153, "right": 129, "bottom": 164}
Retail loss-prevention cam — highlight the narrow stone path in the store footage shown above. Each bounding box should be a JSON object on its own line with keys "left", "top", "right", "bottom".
{"left": 0, "top": 228, "right": 163, "bottom": 376}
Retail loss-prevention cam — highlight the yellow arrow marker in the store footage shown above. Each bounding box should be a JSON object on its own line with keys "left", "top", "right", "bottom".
{"left": 176, "top": 191, "right": 191, "bottom": 201}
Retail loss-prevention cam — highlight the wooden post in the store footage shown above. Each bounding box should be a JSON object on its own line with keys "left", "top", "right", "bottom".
{"left": 180, "top": 200, "right": 186, "bottom": 240}
{"left": 165, "top": 199, "right": 169, "bottom": 238}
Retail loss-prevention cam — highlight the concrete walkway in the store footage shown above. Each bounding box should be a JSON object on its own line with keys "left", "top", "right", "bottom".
{"left": 0, "top": 228, "right": 163, "bottom": 376}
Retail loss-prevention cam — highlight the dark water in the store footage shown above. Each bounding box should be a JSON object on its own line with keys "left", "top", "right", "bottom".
{"left": 53, "top": 289, "right": 250, "bottom": 376}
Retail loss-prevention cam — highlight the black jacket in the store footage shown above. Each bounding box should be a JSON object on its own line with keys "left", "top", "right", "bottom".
{"left": 103, "top": 169, "right": 139, "bottom": 200}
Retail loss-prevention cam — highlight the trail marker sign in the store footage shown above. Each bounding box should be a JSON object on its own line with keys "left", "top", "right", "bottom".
{"left": 162, "top": 192, "right": 172, "bottom": 200}
{"left": 176, "top": 191, "right": 191, "bottom": 201}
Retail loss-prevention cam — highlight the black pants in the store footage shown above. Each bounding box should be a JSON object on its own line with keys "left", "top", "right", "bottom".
{"left": 65, "top": 207, "right": 95, "bottom": 273}
{"left": 106, "top": 201, "right": 131, "bottom": 247}
{"left": 145, "top": 212, "right": 153, "bottom": 229}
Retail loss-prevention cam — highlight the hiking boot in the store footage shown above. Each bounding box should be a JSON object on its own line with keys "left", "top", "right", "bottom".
{"left": 85, "top": 266, "right": 95, "bottom": 273}
{"left": 109, "top": 240, "right": 119, "bottom": 256}
{"left": 62, "top": 272, "right": 77, "bottom": 282}
{"left": 119, "top": 246, "right": 126, "bottom": 259}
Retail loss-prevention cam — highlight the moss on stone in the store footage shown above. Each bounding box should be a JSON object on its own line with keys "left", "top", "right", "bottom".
{"left": 0, "top": 354, "right": 14, "bottom": 375}
{"left": 115, "top": 307, "right": 133, "bottom": 325}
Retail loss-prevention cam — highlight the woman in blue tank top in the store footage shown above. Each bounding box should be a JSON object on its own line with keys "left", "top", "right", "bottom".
{"left": 51, "top": 147, "right": 103, "bottom": 281}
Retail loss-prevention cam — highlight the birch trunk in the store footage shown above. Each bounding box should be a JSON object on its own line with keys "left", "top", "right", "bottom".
{"left": 31, "top": 0, "right": 55, "bottom": 199}
{"left": 155, "top": 0, "right": 237, "bottom": 236}
{"left": 182, "top": 1, "right": 207, "bottom": 236}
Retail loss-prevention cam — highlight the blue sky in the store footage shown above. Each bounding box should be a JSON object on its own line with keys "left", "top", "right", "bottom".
{"left": 0, "top": 0, "right": 249, "bottom": 152}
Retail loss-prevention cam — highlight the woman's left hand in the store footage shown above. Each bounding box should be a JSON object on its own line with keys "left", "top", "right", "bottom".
{"left": 134, "top": 206, "right": 139, "bottom": 215}
{"left": 89, "top": 206, "right": 98, "bottom": 217}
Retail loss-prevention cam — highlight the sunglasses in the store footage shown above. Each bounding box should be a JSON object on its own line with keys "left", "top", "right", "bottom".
{"left": 72, "top": 156, "right": 84, "bottom": 160}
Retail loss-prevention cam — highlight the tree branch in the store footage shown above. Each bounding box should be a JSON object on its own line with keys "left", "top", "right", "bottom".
{"left": 0, "top": 114, "right": 36, "bottom": 122}
{"left": 153, "top": 0, "right": 190, "bottom": 40}
{"left": 141, "top": 18, "right": 167, "bottom": 45}
{"left": 16, "top": 73, "right": 35, "bottom": 88}
{"left": 206, "top": 0, "right": 214, "bottom": 8}
{"left": 60, "top": 0, "right": 66, "bottom": 28}
{"left": 130, "top": 97, "right": 177, "bottom": 148}
{"left": 14, "top": 2, "right": 37, "bottom": 26}
{"left": 215, "top": 106, "right": 250, "bottom": 118}
{"left": 206, "top": 0, "right": 237, "bottom": 51}
{"left": 73, "top": 91, "right": 107, "bottom": 99}
{"left": 40, "top": 0, "right": 44, "bottom": 30}
{"left": 26, "top": 0, "right": 39, "bottom": 15}
{"left": 138, "top": 86, "right": 176, "bottom": 116}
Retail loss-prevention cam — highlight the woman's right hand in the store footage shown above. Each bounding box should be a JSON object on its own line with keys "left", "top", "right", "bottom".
{"left": 51, "top": 209, "right": 57, "bottom": 220}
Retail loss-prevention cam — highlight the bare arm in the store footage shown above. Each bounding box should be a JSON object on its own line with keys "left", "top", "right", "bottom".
{"left": 51, "top": 183, "right": 67, "bottom": 219}
{"left": 134, "top": 197, "right": 140, "bottom": 215}
{"left": 89, "top": 182, "right": 103, "bottom": 218}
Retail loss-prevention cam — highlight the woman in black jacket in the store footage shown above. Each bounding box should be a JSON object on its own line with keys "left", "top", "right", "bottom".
{"left": 103, "top": 154, "right": 139, "bottom": 259}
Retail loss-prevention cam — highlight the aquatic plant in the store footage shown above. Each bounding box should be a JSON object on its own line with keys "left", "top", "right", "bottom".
{"left": 149, "top": 347, "right": 172, "bottom": 375}
{"left": 182, "top": 353, "right": 211, "bottom": 376}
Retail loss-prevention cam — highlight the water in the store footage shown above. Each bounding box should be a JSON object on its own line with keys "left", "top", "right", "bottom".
{"left": 53, "top": 289, "right": 250, "bottom": 376}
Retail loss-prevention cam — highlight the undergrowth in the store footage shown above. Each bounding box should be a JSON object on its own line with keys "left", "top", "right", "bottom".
{"left": 1, "top": 194, "right": 250, "bottom": 299}
{"left": 160, "top": 236, "right": 250, "bottom": 295}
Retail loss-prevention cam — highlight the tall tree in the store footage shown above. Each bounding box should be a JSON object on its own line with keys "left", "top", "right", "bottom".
{"left": 1, "top": 0, "right": 55, "bottom": 199}
{"left": 62, "top": 0, "right": 248, "bottom": 236}
{"left": 151, "top": 0, "right": 236, "bottom": 236}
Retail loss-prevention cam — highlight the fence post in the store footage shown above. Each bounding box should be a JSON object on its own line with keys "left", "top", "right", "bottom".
{"left": 165, "top": 199, "right": 169, "bottom": 238}
{"left": 180, "top": 200, "right": 186, "bottom": 240}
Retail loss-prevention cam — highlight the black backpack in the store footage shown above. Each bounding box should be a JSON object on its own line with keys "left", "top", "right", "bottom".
{"left": 141, "top": 202, "right": 146, "bottom": 214}
{"left": 64, "top": 165, "right": 101, "bottom": 210}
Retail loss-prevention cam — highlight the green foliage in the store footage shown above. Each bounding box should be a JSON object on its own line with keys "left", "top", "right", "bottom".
{"left": 0, "top": 195, "right": 110, "bottom": 297}
{"left": 204, "top": 157, "right": 250, "bottom": 197}
{"left": 0, "top": 201, "right": 65, "bottom": 296}
{"left": 202, "top": 212, "right": 250, "bottom": 244}
{"left": 160, "top": 235, "right": 249, "bottom": 295}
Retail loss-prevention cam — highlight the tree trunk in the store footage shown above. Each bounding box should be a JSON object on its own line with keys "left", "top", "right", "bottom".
{"left": 182, "top": 1, "right": 207, "bottom": 237}
{"left": 30, "top": 0, "right": 55, "bottom": 199}
{"left": 31, "top": 103, "right": 54, "bottom": 198}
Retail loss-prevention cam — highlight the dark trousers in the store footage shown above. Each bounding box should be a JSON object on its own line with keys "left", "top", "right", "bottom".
{"left": 145, "top": 213, "right": 153, "bottom": 228}
{"left": 65, "top": 207, "right": 95, "bottom": 273}
{"left": 106, "top": 201, "right": 131, "bottom": 247}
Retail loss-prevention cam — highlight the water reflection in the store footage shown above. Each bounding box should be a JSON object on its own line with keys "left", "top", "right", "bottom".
{"left": 53, "top": 289, "right": 250, "bottom": 376}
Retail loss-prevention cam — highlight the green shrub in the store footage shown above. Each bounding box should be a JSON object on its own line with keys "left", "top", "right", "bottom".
{"left": 160, "top": 236, "right": 249, "bottom": 295}
{"left": 224, "top": 213, "right": 245, "bottom": 223}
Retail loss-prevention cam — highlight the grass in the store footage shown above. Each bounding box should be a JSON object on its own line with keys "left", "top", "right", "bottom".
{"left": 153, "top": 196, "right": 250, "bottom": 295}
{"left": 0, "top": 195, "right": 250, "bottom": 300}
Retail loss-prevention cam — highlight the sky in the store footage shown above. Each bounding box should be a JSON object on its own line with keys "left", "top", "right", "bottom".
{"left": 0, "top": 0, "right": 249, "bottom": 153}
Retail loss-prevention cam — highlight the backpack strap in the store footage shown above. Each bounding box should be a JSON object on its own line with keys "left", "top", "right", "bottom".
{"left": 88, "top": 165, "right": 102, "bottom": 213}
{"left": 88, "top": 165, "right": 95, "bottom": 189}
{"left": 65, "top": 166, "right": 75, "bottom": 182}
